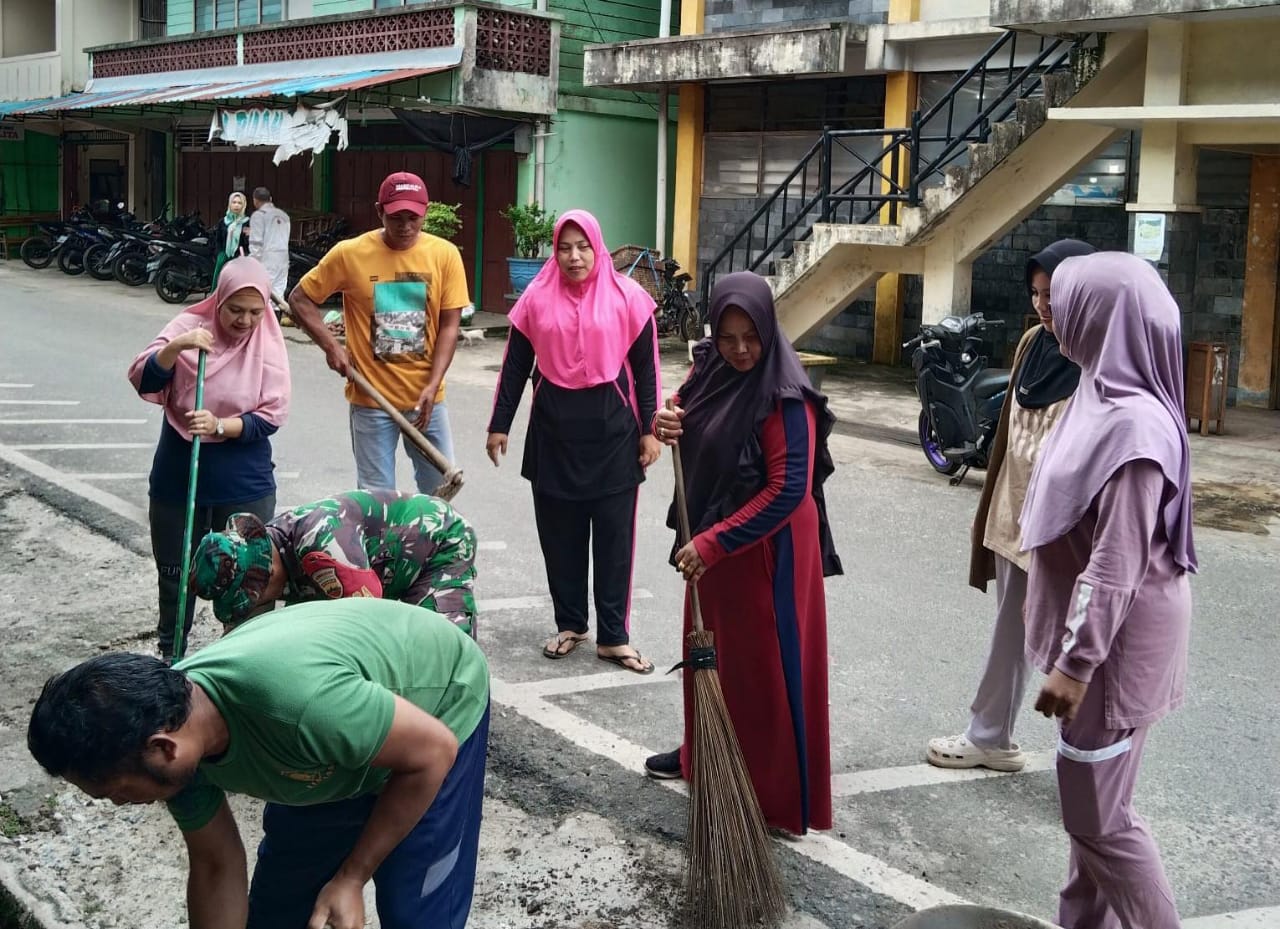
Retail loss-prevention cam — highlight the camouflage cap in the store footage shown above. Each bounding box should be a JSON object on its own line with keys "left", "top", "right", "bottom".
{"left": 189, "top": 513, "right": 274, "bottom": 624}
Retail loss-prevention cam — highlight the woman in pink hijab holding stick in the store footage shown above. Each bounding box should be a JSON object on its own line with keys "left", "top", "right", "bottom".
{"left": 487, "top": 210, "right": 662, "bottom": 672}
{"left": 1021, "top": 252, "right": 1197, "bottom": 928}
{"left": 128, "top": 256, "right": 291, "bottom": 659}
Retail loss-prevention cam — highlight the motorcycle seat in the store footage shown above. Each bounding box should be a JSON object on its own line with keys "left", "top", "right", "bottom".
{"left": 973, "top": 368, "right": 1010, "bottom": 400}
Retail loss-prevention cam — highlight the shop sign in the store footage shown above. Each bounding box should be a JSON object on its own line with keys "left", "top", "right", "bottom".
{"left": 0, "top": 123, "right": 25, "bottom": 142}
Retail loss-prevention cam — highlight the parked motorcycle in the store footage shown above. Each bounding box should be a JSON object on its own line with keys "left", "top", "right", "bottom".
{"left": 56, "top": 222, "right": 112, "bottom": 276}
{"left": 905, "top": 312, "right": 1009, "bottom": 484}
{"left": 654, "top": 257, "right": 703, "bottom": 342}
{"left": 19, "top": 208, "right": 95, "bottom": 269}
{"left": 149, "top": 237, "right": 216, "bottom": 304}
{"left": 112, "top": 231, "right": 156, "bottom": 286}
{"left": 84, "top": 226, "right": 129, "bottom": 280}
{"left": 287, "top": 218, "right": 351, "bottom": 302}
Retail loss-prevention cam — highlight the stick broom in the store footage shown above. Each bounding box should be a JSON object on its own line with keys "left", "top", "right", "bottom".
{"left": 669, "top": 401, "right": 786, "bottom": 929}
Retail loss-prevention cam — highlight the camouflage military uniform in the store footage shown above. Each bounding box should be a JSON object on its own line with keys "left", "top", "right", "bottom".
{"left": 268, "top": 489, "right": 478, "bottom": 636}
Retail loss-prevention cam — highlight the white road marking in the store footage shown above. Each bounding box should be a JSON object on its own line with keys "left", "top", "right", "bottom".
{"left": 492, "top": 676, "right": 656, "bottom": 774}
{"left": 0, "top": 445, "right": 147, "bottom": 525}
{"left": 0, "top": 383, "right": 33, "bottom": 388}
{"left": 1184, "top": 907, "right": 1280, "bottom": 928}
{"left": 67, "top": 471, "right": 301, "bottom": 482}
{"left": 502, "top": 670, "right": 675, "bottom": 699}
{"left": 790, "top": 833, "right": 968, "bottom": 910}
{"left": 490, "top": 675, "right": 965, "bottom": 911}
{"left": 8, "top": 442, "right": 152, "bottom": 451}
{"left": 0, "top": 418, "right": 147, "bottom": 425}
{"left": 490, "top": 678, "right": 1277, "bottom": 921}
{"left": 0, "top": 399, "right": 80, "bottom": 405}
{"left": 479, "top": 589, "right": 653, "bottom": 613}
{"left": 831, "top": 752, "right": 1056, "bottom": 797}
{"left": 63, "top": 472, "right": 154, "bottom": 481}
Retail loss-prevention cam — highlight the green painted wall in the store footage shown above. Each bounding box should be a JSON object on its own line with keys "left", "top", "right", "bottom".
{"left": 497, "top": 0, "right": 662, "bottom": 103}
{"left": 313, "top": 0, "right": 375, "bottom": 15}
{"left": 526, "top": 108, "right": 665, "bottom": 251}
{"left": 0, "top": 130, "right": 60, "bottom": 228}
{"left": 168, "top": 0, "right": 194, "bottom": 34}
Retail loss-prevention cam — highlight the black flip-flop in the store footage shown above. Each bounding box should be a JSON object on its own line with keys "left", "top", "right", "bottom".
{"left": 542, "top": 633, "right": 587, "bottom": 659}
{"left": 597, "top": 649, "right": 655, "bottom": 675}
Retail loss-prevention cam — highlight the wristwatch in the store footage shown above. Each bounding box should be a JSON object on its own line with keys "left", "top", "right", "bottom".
{"left": 215, "top": 418, "right": 225, "bottom": 437}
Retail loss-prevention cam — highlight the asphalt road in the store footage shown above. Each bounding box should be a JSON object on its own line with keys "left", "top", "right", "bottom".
{"left": 1, "top": 261, "right": 1278, "bottom": 928}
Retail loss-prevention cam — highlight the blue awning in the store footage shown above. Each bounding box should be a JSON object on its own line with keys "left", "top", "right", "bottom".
{"left": 0, "top": 98, "right": 56, "bottom": 118}
{"left": 3, "top": 67, "right": 452, "bottom": 115}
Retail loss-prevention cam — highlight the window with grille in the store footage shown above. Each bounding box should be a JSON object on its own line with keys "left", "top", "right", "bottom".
{"left": 194, "top": 0, "right": 285, "bottom": 30}
{"left": 141, "top": 0, "right": 167, "bottom": 38}
{"left": 702, "top": 77, "right": 887, "bottom": 199}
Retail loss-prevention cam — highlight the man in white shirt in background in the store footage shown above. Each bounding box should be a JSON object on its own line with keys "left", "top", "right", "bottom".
{"left": 249, "top": 186, "right": 291, "bottom": 305}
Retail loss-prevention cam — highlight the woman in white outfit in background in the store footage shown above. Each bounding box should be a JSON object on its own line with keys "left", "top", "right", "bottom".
{"left": 926, "top": 239, "right": 1096, "bottom": 772}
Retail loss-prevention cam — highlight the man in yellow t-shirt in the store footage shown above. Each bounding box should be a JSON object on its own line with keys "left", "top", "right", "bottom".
{"left": 288, "top": 172, "right": 470, "bottom": 495}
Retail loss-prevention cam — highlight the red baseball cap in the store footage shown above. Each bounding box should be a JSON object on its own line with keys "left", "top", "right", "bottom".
{"left": 377, "top": 172, "right": 429, "bottom": 217}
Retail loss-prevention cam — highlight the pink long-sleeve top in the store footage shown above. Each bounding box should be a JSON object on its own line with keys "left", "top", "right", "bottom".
{"left": 1025, "top": 458, "right": 1192, "bottom": 730}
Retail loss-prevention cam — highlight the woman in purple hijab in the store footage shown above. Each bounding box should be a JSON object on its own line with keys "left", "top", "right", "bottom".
{"left": 1021, "top": 252, "right": 1196, "bottom": 929}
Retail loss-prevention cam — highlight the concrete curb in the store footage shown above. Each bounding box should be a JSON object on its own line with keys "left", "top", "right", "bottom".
{"left": 0, "top": 860, "right": 77, "bottom": 929}
{"left": 0, "top": 463, "right": 150, "bottom": 558}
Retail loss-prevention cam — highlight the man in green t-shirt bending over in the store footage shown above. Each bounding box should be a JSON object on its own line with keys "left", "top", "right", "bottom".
{"left": 27, "top": 599, "right": 489, "bottom": 929}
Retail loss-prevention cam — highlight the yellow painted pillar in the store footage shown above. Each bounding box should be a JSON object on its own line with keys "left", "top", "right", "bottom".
{"left": 873, "top": 0, "right": 919, "bottom": 364}
{"left": 1240, "top": 155, "right": 1280, "bottom": 408}
{"left": 671, "top": 0, "right": 705, "bottom": 283}
{"left": 672, "top": 85, "right": 705, "bottom": 284}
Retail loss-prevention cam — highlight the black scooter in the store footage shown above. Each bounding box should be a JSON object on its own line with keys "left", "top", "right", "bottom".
{"left": 148, "top": 236, "right": 215, "bottom": 304}
{"left": 905, "top": 312, "right": 1009, "bottom": 485}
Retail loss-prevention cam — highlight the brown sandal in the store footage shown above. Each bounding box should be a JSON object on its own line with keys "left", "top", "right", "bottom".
{"left": 597, "top": 648, "right": 655, "bottom": 675}
{"left": 542, "top": 631, "right": 588, "bottom": 659}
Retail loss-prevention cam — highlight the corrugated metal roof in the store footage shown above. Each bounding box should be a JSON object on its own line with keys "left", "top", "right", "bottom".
{"left": 5, "top": 67, "right": 448, "bottom": 115}
{"left": 0, "top": 98, "right": 55, "bottom": 117}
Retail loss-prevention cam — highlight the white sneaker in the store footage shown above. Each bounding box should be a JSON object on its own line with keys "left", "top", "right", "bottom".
{"left": 926, "top": 733, "right": 1026, "bottom": 772}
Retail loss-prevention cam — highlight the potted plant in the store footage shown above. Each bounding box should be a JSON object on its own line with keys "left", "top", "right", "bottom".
{"left": 501, "top": 202, "right": 556, "bottom": 295}
{"left": 422, "top": 201, "right": 463, "bottom": 242}
{"left": 421, "top": 202, "right": 474, "bottom": 324}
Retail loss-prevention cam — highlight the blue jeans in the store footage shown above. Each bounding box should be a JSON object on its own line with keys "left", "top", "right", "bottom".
{"left": 246, "top": 705, "right": 489, "bottom": 929}
{"left": 349, "top": 402, "right": 455, "bottom": 496}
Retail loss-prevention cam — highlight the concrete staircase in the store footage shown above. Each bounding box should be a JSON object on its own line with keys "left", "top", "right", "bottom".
{"left": 768, "top": 30, "right": 1147, "bottom": 343}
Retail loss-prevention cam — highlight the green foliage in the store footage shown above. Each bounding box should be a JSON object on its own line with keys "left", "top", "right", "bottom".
{"left": 421, "top": 201, "right": 462, "bottom": 241}
{"left": 500, "top": 202, "right": 557, "bottom": 259}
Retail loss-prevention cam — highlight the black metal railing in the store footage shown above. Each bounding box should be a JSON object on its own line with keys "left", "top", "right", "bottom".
{"left": 699, "top": 29, "right": 1096, "bottom": 316}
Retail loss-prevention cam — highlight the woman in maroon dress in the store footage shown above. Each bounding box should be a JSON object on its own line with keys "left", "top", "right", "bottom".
{"left": 648, "top": 271, "right": 842, "bottom": 836}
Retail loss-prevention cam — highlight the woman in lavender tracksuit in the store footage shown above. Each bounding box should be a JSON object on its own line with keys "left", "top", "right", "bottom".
{"left": 1020, "top": 252, "right": 1197, "bottom": 929}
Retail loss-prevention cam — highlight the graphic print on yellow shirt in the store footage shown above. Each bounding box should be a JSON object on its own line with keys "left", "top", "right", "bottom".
{"left": 372, "top": 272, "right": 431, "bottom": 360}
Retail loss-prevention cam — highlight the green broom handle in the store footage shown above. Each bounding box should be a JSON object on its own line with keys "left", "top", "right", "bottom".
{"left": 171, "top": 347, "right": 207, "bottom": 665}
{"left": 667, "top": 399, "right": 705, "bottom": 633}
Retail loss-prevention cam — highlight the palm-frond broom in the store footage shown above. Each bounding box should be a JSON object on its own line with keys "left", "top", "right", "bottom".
{"left": 670, "top": 416, "right": 786, "bottom": 929}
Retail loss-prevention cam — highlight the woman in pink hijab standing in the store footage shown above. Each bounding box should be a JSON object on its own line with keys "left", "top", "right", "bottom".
{"left": 128, "top": 257, "right": 291, "bottom": 659}
{"left": 1021, "top": 252, "right": 1196, "bottom": 928}
{"left": 487, "top": 210, "right": 662, "bottom": 672}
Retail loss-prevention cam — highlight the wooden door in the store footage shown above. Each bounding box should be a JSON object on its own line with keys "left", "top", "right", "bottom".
{"left": 332, "top": 148, "right": 516, "bottom": 313}
{"left": 179, "top": 150, "right": 312, "bottom": 229}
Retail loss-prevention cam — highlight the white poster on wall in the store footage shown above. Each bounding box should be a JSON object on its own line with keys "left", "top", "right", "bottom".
{"left": 208, "top": 99, "right": 349, "bottom": 165}
{"left": 1133, "top": 212, "right": 1167, "bottom": 263}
